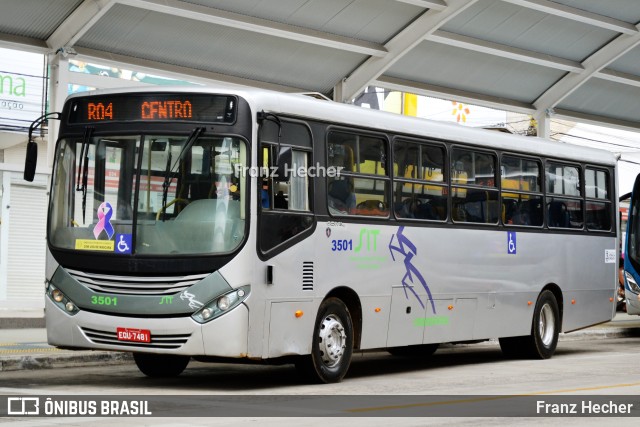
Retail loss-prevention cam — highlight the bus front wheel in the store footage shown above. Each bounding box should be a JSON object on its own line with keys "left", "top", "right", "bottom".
{"left": 133, "top": 353, "right": 190, "bottom": 377}
{"left": 296, "top": 297, "right": 354, "bottom": 383}
{"left": 499, "top": 290, "right": 560, "bottom": 359}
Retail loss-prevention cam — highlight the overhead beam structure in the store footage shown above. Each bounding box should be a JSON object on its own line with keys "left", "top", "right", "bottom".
{"left": 0, "top": 33, "right": 47, "bottom": 54}
{"left": 375, "top": 75, "right": 536, "bottom": 115}
{"left": 121, "top": 0, "right": 386, "bottom": 57}
{"left": 425, "top": 30, "right": 639, "bottom": 85}
{"left": 73, "top": 46, "right": 307, "bottom": 93}
{"left": 552, "top": 108, "right": 640, "bottom": 132}
{"left": 46, "top": 0, "right": 388, "bottom": 57}
{"left": 394, "top": 0, "right": 448, "bottom": 11}
{"left": 426, "top": 30, "right": 584, "bottom": 73}
{"left": 335, "top": 0, "right": 480, "bottom": 102}
{"left": 534, "top": 27, "right": 640, "bottom": 116}
{"left": 47, "top": 0, "right": 115, "bottom": 49}
{"left": 597, "top": 69, "right": 640, "bottom": 89}
{"left": 501, "top": 0, "right": 639, "bottom": 35}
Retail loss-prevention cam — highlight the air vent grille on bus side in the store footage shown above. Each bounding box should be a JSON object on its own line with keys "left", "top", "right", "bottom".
{"left": 302, "top": 262, "right": 314, "bottom": 291}
{"left": 66, "top": 269, "right": 208, "bottom": 296}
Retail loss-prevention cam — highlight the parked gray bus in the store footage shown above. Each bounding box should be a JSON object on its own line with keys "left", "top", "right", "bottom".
{"left": 25, "top": 86, "right": 618, "bottom": 383}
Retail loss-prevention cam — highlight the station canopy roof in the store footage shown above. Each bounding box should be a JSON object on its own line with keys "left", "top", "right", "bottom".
{"left": 1, "top": 0, "right": 640, "bottom": 131}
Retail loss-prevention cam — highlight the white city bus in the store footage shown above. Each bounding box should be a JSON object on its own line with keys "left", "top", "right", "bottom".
{"left": 25, "top": 86, "right": 618, "bottom": 383}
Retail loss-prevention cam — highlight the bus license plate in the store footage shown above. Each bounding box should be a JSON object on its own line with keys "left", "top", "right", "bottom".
{"left": 117, "top": 327, "right": 151, "bottom": 343}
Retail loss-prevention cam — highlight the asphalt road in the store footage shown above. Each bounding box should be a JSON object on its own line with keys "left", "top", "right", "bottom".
{"left": 1, "top": 337, "right": 639, "bottom": 426}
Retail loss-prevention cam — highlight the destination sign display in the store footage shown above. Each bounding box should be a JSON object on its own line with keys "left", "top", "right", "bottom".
{"left": 67, "top": 94, "right": 237, "bottom": 124}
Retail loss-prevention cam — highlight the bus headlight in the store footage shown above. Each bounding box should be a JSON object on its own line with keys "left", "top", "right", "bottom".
{"left": 625, "top": 272, "right": 640, "bottom": 294}
{"left": 52, "top": 289, "right": 64, "bottom": 302}
{"left": 217, "top": 295, "right": 231, "bottom": 311}
{"left": 47, "top": 284, "right": 80, "bottom": 315}
{"left": 192, "top": 285, "right": 250, "bottom": 324}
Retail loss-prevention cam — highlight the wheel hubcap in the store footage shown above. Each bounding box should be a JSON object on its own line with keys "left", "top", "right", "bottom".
{"left": 318, "top": 314, "right": 347, "bottom": 367}
{"left": 538, "top": 303, "right": 555, "bottom": 347}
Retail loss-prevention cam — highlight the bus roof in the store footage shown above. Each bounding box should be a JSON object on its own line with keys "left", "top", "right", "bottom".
{"left": 67, "top": 85, "right": 618, "bottom": 167}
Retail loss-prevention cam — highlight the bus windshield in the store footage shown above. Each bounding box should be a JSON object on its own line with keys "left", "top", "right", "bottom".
{"left": 49, "top": 132, "right": 247, "bottom": 256}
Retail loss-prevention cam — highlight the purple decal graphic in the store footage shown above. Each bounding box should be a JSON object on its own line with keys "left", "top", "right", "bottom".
{"left": 389, "top": 226, "right": 436, "bottom": 314}
{"left": 93, "top": 202, "right": 115, "bottom": 239}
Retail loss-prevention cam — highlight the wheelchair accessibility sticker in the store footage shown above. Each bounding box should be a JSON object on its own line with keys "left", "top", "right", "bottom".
{"left": 115, "top": 234, "right": 132, "bottom": 254}
{"left": 507, "top": 231, "right": 516, "bottom": 255}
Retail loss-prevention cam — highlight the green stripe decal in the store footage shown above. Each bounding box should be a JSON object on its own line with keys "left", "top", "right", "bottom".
{"left": 414, "top": 316, "right": 450, "bottom": 327}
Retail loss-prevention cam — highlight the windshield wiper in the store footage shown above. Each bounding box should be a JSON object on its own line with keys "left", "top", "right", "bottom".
{"left": 160, "top": 127, "right": 205, "bottom": 221}
{"left": 76, "top": 126, "right": 94, "bottom": 223}
{"left": 161, "top": 147, "right": 173, "bottom": 222}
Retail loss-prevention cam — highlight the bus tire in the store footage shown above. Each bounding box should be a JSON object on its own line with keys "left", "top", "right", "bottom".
{"left": 499, "top": 290, "right": 560, "bottom": 359}
{"left": 388, "top": 344, "right": 439, "bottom": 358}
{"left": 296, "top": 297, "right": 354, "bottom": 383}
{"left": 133, "top": 353, "right": 190, "bottom": 377}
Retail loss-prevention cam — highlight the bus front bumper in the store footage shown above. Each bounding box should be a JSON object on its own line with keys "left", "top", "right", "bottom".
{"left": 626, "top": 290, "right": 640, "bottom": 315}
{"left": 45, "top": 297, "right": 249, "bottom": 357}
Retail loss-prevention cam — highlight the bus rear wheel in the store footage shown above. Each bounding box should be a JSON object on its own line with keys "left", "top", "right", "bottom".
{"left": 133, "top": 353, "right": 190, "bottom": 377}
{"left": 296, "top": 297, "right": 354, "bottom": 383}
{"left": 499, "top": 290, "right": 560, "bottom": 359}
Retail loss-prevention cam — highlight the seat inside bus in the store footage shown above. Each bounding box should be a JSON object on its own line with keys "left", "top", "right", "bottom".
{"left": 548, "top": 200, "right": 570, "bottom": 228}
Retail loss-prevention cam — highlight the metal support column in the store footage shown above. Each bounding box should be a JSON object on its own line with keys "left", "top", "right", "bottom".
{"left": 47, "top": 52, "right": 69, "bottom": 168}
{"left": 0, "top": 171, "right": 11, "bottom": 301}
{"left": 536, "top": 109, "right": 552, "bottom": 140}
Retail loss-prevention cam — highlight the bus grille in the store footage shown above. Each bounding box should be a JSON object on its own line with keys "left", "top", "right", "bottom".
{"left": 67, "top": 269, "right": 208, "bottom": 296}
{"left": 81, "top": 327, "right": 191, "bottom": 349}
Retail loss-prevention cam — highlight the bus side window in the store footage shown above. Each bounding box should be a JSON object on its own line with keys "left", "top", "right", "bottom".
{"left": 501, "top": 155, "right": 543, "bottom": 227}
{"left": 545, "top": 162, "right": 583, "bottom": 229}
{"left": 262, "top": 146, "right": 310, "bottom": 212}
{"left": 328, "top": 131, "right": 390, "bottom": 217}
{"left": 585, "top": 167, "right": 612, "bottom": 231}
{"left": 258, "top": 118, "right": 314, "bottom": 255}
{"left": 259, "top": 148, "right": 313, "bottom": 253}
{"left": 451, "top": 148, "right": 498, "bottom": 224}
{"left": 392, "top": 139, "right": 447, "bottom": 221}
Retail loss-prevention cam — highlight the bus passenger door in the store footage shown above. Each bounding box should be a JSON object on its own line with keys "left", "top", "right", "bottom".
{"left": 623, "top": 175, "right": 640, "bottom": 315}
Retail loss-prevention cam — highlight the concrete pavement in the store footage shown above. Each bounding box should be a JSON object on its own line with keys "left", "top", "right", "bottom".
{"left": 0, "top": 312, "right": 638, "bottom": 373}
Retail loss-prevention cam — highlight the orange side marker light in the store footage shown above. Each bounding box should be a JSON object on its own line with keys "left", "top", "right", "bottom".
{"left": 374, "top": 307, "right": 381, "bottom": 313}
{"left": 295, "top": 310, "right": 304, "bottom": 318}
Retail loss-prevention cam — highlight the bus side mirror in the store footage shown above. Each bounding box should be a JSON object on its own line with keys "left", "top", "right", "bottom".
{"left": 23, "top": 112, "right": 61, "bottom": 182}
{"left": 23, "top": 140, "right": 38, "bottom": 182}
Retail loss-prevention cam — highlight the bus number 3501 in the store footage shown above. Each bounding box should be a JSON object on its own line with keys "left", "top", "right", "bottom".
{"left": 331, "top": 239, "right": 353, "bottom": 251}
{"left": 91, "top": 296, "right": 118, "bottom": 306}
